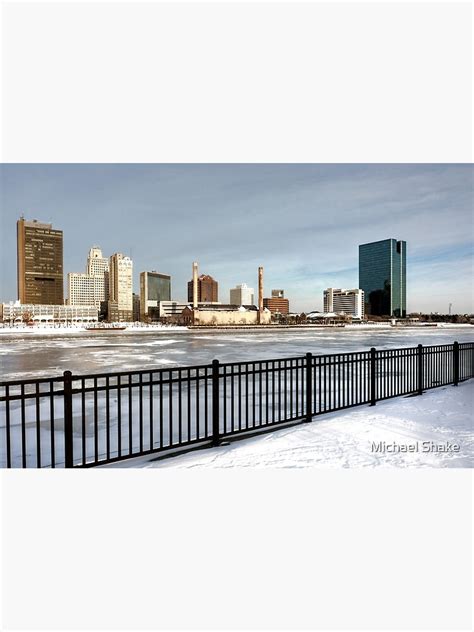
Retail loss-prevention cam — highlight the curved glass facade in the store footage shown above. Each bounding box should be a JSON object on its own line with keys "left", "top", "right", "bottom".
{"left": 359, "top": 239, "right": 406, "bottom": 317}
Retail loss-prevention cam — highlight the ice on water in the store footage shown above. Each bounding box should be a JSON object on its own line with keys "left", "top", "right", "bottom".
{"left": 1, "top": 327, "right": 473, "bottom": 468}
{"left": 1, "top": 326, "right": 473, "bottom": 381}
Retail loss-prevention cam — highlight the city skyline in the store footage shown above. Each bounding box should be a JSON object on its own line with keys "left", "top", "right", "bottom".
{"left": 1, "top": 164, "right": 473, "bottom": 314}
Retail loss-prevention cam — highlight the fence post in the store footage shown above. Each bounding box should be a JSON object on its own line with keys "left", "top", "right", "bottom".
{"left": 453, "top": 341, "right": 459, "bottom": 386}
{"left": 305, "top": 352, "right": 312, "bottom": 422}
{"left": 370, "top": 347, "right": 376, "bottom": 406}
{"left": 63, "top": 370, "right": 74, "bottom": 468}
{"left": 417, "top": 344, "right": 423, "bottom": 395}
{"left": 212, "top": 359, "right": 220, "bottom": 446}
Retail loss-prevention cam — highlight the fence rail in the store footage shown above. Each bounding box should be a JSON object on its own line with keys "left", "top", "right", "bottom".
{"left": 1, "top": 341, "right": 473, "bottom": 468}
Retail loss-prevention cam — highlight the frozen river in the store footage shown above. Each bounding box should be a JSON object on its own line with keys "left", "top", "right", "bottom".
{"left": 1, "top": 325, "right": 473, "bottom": 468}
{"left": 1, "top": 326, "right": 473, "bottom": 381}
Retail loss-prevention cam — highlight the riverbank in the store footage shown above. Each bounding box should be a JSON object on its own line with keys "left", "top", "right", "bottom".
{"left": 107, "top": 380, "right": 474, "bottom": 469}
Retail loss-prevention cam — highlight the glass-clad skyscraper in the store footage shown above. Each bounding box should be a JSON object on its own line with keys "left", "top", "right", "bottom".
{"left": 359, "top": 239, "right": 406, "bottom": 317}
{"left": 140, "top": 271, "right": 171, "bottom": 320}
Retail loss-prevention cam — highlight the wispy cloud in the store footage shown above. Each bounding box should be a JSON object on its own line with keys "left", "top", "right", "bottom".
{"left": 0, "top": 164, "right": 472, "bottom": 313}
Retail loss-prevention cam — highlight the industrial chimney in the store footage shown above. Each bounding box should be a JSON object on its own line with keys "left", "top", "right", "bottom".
{"left": 192, "top": 261, "right": 198, "bottom": 309}
{"left": 258, "top": 266, "right": 264, "bottom": 323}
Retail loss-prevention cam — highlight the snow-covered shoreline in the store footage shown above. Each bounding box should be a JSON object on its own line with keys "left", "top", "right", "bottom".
{"left": 112, "top": 380, "right": 473, "bottom": 469}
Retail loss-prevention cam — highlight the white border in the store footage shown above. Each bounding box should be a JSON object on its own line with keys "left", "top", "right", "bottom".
{"left": 1, "top": 1, "right": 472, "bottom": 163}
{"left": 2, "top": 470, "right": 473, "bottom": 630}
{"left": 1, "top": 2, "right": 472, "bottom": 630}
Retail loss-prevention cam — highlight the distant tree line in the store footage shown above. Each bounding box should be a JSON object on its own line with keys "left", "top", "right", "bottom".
{"left": 272, "top": 313, "right": 474, "bottom": 325}
{"left": 407, "top": 313, "right": 473, "bottom": 324}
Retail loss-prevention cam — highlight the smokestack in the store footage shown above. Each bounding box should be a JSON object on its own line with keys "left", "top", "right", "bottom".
{"left": 258, "top": 266, "right": 264, "bottom": 323}
{"left": 192, "top": 261, "right": 198, "bottom": 309}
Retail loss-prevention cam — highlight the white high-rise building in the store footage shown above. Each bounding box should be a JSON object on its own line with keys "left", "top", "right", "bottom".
{"left": 108, "top": 253, "right": 133, "bottom": 321}
{"left": 323, "top": 288, "right": 365, "bottom": 319}
{"left": 67, "top": 247, "right": 109, "bottom": 309}
{"left": 87, "top": 246, "right": 109, "bottom": 276}
{"left": 68, "top": 273, "right": 91, "bottom": 306}
{"left": 230, "top": 283, "right": 254, "bottom": 306}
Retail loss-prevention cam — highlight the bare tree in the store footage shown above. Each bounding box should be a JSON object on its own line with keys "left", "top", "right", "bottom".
{"left": 22, "top": 311, "right": 33, "bottom": 325}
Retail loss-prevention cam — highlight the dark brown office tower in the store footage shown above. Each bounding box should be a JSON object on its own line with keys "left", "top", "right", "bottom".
{"left": 187, "top": 274, "right": 218, "bottom": 303}
{"left": 17, "top": 217, "right": 64, "bottom": 305}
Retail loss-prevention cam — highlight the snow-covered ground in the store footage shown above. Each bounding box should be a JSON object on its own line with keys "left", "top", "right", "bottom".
{"left": 1, "top": 322, "right": 471, "bottom": 336}
{"left": 113, "top": 381, "right": 473, "bottom": 469}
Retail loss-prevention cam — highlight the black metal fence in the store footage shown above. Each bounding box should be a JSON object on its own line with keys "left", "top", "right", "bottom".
{"left": 1, "top": 341, "right": 473, "bottom": 468}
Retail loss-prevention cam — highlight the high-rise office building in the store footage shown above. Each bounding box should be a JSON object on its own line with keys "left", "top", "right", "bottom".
{"left": 86, "top": 246, "right": 109, "bottom": 277}
{"left": 187, "top": 274, "right": 218, "bottom": 303}
{"left": 323, "top": 288, "right": 365, "bottom": 319}
{"left": 229, "top": 283, "right": 254, "bottom": 306}
{"left": 17, "top": 217, "right": 64, "bottom": 305}
{"left": 67, "top": 246, "right": 109, "bottom": 310}
{"left": 108, "top": 253, "right": 133, "bottom": 321}
{"left": 140, "top": 271, "right": 171, "bottom": 320}
{"left": 132, "top": 293, "right": 141, "bottom": 322}
{"left": 359, "top": 238, "right": 406, "bottom": 317}
{"left": 263, "top": 289, "right": 289, "bottom": 315}
{"left": 68, "top": 274, "right": 99, "bottom": 307}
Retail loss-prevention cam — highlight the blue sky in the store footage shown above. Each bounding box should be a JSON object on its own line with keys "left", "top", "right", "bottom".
{"left": 1, "top": 164, "right": 472, "bottom": 313}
